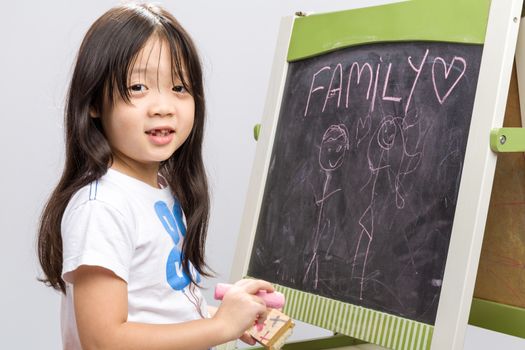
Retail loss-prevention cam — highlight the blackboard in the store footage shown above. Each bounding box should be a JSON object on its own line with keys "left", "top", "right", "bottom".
{"left": 247, "top": 42, "right": 483, "bottom": 325}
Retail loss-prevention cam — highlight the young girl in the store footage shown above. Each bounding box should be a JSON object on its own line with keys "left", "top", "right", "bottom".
{"left": 37, "top": 3, "right": 272, "bottom": 349}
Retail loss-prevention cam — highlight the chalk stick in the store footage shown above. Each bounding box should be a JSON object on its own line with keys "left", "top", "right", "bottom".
{"left": 214, "top": 283, "right": 285, "bottom": 309}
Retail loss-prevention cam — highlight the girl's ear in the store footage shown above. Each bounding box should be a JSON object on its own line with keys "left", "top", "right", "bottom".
{"left": 89, "top": 107, "right": 100, "bottom": 119}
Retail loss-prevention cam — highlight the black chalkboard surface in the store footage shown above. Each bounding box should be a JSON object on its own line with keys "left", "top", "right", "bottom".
{"left": 248, "top": 42, "right": 483, "bottom": 325}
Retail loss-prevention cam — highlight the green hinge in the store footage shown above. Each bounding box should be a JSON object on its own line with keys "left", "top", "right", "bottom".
{"left": 490, "top": 128, "right": 525, "bottom": 152}
{"left": 254, "top": 124, "right": 261, "bottom": 141}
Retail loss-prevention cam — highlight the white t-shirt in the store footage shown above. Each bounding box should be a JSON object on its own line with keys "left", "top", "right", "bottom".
{"left": 60, "top": 169, "right": 209, "bottom": 349}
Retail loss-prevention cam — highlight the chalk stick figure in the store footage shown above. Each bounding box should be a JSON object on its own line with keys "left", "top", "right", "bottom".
{"left": 304, "top": 124, "right": 350, "bottom": 289}
{"left": 352, "top": 113, "right": 421, "bottom": 299}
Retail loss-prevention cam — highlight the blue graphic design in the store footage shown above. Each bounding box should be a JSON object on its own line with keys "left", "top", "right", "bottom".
{"left": 154, "top": 199, "right": 200, "bottom": 291}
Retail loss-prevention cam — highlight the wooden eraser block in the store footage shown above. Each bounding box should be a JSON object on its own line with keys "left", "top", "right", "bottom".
{"left": 248, "top": 308, "right": 295, "bottom": 350}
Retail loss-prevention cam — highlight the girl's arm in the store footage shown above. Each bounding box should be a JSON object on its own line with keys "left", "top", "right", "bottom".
{"left": 73, "top": 266, "right": 272, "bottom": 350}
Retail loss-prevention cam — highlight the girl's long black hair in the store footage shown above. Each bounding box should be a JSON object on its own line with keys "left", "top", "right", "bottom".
{"left": 38, "top": 3, "right": 211, "bottom": 293}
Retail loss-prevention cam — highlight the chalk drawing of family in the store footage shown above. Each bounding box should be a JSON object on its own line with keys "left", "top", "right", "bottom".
{"left": 303, "top": 110, "right": 423, "bottom": 300}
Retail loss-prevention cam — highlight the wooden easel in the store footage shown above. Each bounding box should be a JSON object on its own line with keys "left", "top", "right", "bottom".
{"left": 218, "top": 1, "right": 525, "bottom": 349}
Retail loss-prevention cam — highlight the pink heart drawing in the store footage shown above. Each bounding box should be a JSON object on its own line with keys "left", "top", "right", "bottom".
{"left": 431, "top": 56, "right": 467, "bottom": 105}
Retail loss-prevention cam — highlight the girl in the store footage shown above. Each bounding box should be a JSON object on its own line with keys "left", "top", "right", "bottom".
{"left": 37, "top": 3, "right": 272, "bottom": 349}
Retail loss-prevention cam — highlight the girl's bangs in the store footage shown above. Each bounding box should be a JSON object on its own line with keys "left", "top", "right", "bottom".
{"left": 162, "top": 27, "right": 195, "bottom": 96}
{"left": 105, "top": 32, "right": 153, "bottom": 105}
{"left": 106, "top": 29, "right": 194, "bottom": 105}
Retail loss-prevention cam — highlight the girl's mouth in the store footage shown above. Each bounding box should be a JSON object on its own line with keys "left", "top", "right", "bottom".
{"left": 146, "top": 129, "right": 174, "bottom": 136}
{"left": 146, "top": 128, "right": 175, "bottom": 146}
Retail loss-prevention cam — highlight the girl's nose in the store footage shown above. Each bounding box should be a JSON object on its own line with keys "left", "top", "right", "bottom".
{"left": 149, "top": 93, "right": 175, "bottom": 117}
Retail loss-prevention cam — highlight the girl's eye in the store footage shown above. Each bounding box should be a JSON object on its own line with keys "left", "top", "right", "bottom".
{"left": 129, "top": 84, "right": 147, "bottom": 93}
{"left": 172, "top": 85, "right": 187, "bottom": 94}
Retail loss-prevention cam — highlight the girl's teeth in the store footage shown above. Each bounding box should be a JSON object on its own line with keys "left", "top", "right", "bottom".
{"left": 150, "top": 130, "right": 171, "bottom": 136}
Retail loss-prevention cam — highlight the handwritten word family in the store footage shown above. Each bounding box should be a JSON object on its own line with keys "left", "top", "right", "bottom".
{"left": 304, "top": 49, "right": 467, "bottom": 118}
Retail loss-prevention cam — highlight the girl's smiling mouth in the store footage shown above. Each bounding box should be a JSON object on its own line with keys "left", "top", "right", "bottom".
{"left": 146, "top": 128, "right": 175, "bottom": 145}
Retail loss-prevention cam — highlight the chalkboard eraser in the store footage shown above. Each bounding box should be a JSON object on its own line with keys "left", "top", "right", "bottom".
{"left": 248, "top": 308, "right": 295, "bottom": 350}
{"left": 214, "top": 283, "right": 285, "bottom": 309}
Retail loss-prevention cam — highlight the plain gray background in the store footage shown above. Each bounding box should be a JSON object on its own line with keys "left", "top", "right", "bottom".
{"left": 1, "top": 0, "right": 524, "bottom": 348}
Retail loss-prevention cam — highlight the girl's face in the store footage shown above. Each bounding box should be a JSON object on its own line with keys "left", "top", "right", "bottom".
{"left": 98, "top": 36, "right": 195, "bottom": 180}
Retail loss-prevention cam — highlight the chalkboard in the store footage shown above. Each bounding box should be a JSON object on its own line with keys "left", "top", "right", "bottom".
{"left": 247, "top": 42, "right": 483, "bottom": 325}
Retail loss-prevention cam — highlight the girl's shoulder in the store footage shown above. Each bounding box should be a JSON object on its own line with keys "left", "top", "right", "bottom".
{"left": 65, "top": 169, "right": 174, "bottom": 220}
{"left": 67, "top": 172, "right": 131, "bottom": 213}
{"left": 61, "top": 171, "right": 141, "bottom": 242}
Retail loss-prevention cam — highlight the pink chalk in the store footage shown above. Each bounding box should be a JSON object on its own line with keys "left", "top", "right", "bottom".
{"left": 214, "top": 283, "right": 285, "bottom": 309}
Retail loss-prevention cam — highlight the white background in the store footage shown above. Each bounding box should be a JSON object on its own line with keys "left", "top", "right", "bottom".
{"left": 1, "top": 0, "right": 524, "bottom": 348}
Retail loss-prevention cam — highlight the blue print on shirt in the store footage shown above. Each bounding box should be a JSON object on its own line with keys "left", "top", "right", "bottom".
{"left": 154, "top": 199, "right": 200, "bottom": 291}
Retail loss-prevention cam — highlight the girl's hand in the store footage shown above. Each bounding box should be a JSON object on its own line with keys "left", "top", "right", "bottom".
{"left": 212, "top": 279, "right": 274, "bottom": 341}
{"left": 239, "top": 331, "right": 257, "bottom": 346}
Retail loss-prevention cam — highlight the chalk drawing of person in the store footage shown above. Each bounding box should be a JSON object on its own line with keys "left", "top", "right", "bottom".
{"left": 352, "top": 113, "right": 422, "bottom": 300}
{"left": 304, "top": 124, "right": 350, "bottom": 289}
